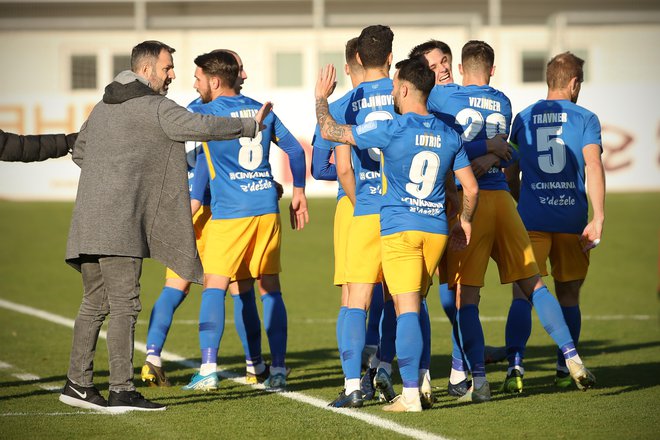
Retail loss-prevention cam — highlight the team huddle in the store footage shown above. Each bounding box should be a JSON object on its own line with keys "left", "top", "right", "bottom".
{"left": 58, "top": 24, "right": 605, "bottom": 413}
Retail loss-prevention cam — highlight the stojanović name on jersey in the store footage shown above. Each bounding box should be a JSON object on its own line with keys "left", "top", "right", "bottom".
{"left": 402, "top": 196, "right": 443, "bottom": 216}
{"left": 230, "top": 108, "right": 258, "bottom": 118}
{"left": 468, "top": 97, "right": 501, "bottom": 111}
{"left": 415, "top": 134, "right": 442, "bottom": 148}
{"left": 351, "top": 94, "right": 394, "bottom": 112}
{"left": 533, "top": 112, "right": 568, "bottom": 124}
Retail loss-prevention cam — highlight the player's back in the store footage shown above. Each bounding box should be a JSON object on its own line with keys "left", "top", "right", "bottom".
{"left": 340, "top": 77, "right": 395, "bottom": 216}
{"left": 512, "top": 99, "right": 601, "bottom": 234}
{"left": 428, "top": 83, "right": 512, "bottom": 190}
{"left": 193, "top": 95, "right": 280, "bottom": 219}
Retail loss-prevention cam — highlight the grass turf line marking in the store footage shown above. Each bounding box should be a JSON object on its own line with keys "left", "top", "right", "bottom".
{"left": 0, "top": 359, "right": 63, "bottom": 392}
{"left": 0, "top": 298, "right": 449, "bottom": 440}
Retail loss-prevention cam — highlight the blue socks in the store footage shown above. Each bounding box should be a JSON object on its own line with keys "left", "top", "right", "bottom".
{"left": 341, "top": 308, "right": 366, "bottom": 380}
{"left": 530, "top": 286, "right": 574, "bottom": 352}
{"left": 419, "top": 300, "right": 431, "bottom": 371}
{"left": 439, "top": 283, "right": 457, "bottom": 322}
{"left": 396, "top": 312, "right": 422, "bottom": 388}
{"left": 379, "top": 300, "right": 397, "bottom": 364}
{"left": 146, "top": 287, "right": 186, "bottom": 357}
{"left": 262, "top": 291, "right": 288, "bottom": 368}
{"left": 366, "top": 284, "right": 384, "bottom": 347}
{"left": 336, "top": 306, "right": 348, "bottom": 353}
{"left": 199, "top": 288, "right": 226, "bottom": 364}
{"left": 231, "top": 287, "right": 263, "bottom": 367}
{"left": 457, "top": 304, "right": 486, "bottom": 379}
{"left": 505, "top": 298, "right": 533, "bottom": 370}
{"left": 557, "top": 305, "right": 581, "bottom": 368}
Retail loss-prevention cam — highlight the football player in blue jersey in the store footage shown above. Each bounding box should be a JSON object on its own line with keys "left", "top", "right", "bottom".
{"left": 428, "top": 40, "right": 595, "bottom": 402}
{"left": 314, "top": 25, "right": 396, "bottom": 408}
{"left": 181, "top": 50, "right": 308, "bottom": 392}
{"left": 316, "top": 56, "right": 479, "bottom": 411}
{"left": 503, "top": 52, "right": 605, "bottom": 390}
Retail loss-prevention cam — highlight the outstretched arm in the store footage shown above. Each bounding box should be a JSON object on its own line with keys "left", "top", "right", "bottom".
{"left": 0, "top": 129, "right": 77, "bottom": 162}
{"left": 315, "top": 64, "right": 356, "bottom": 146}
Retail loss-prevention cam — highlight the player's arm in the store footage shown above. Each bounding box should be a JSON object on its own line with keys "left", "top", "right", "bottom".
{"left": 315, "top": 64, "right": 357, "bottom": 146}
{"left": 335, "top": 144, "right": 356, "bottom": 206}
{"left": 311, "top": 146, "right": 337, "bottom": 181}
{"left": 450, "top": 164, "right": 479, "bottom": 250}
{"left": 0, "top": 130, "right": 77, "bottom": 162}
{"left": 190, "top": 148, "right": 210, "bottom": 217}
{"left": 275, "top": 127, "right": 309, "bottom": 230}
{"left": 444, "top": 170, "right": 459, "bottom": 218}
{"left": 581, "top": 143, "right": 606, "bottom": 251}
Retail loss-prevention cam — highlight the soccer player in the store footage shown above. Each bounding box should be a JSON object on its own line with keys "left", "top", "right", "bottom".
{"left": 315, "top": 25, "right": 395, "bottom": 408}
{"left": 502, "top": 51, "right": 605, "bottom": 391}
{"left": 182, "top": 50, "right": 308, "bottom": 391}
{"left": 410, "top": 39, "right": 507, "bottom": 397}
{"left": 428, "top": 40, "right": 595, "bottom": 402}
{"left": 315, "top": 56, "right": 479, "bottom": 412}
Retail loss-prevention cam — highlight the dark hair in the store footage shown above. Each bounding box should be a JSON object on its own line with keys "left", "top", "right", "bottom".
{"left": 394, "top": 56, "right": 435, "bottom": 98}
{"left": 131, "top": 40, "right": 175, "bottom": 72}
{"left": 461, "top": 40, "right": 494, "bottom": 73}
{"left": 546, "top": 51, "right": 585, "bottom": 89}
{"left": 357, "top": 25, "right": 394, "bottom": 69}
{"left": 345, "top": 37, "right": 360, "bottom": 67}
{"left": 194, "top": 50, "right": 239, "bottom": 88}
{"left": 408, "top": 39, "right": 452, "bottom": 59}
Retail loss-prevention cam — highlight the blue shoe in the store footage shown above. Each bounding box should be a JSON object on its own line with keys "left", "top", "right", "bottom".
{"left": 447, "top": 379, "right": 471, "bottom": 397}
{"left": 182, "top": 372, "right": 219, "bottom": 391}
{"left": 328, "top": 389, "right": 363, "bottom": 408}
{"left": 374, "top": 368, "right": 396, "bottom": 403}
{"left": 263, "top": 373, "right": 286, "bottom": 391}
{"left": 360, "top": 368, "right": 377, "bottom": 400}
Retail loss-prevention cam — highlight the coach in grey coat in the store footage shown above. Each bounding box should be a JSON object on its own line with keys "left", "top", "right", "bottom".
{"left": 59, "top": 40, "right": 272, "bottom": 412}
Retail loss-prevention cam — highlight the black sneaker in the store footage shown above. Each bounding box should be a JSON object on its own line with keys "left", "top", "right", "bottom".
{"left": 447, "top": 379, "right": 471, "bottom": 397}
{"left": 328, "top": 389, "right": 364, "bottom": 408}
{"left": 59, "top": 379, "right": 107, "bottom": 411}
{"left": 107, "top": 390, "right": 166, "bottom": 412}
{"left": 360, "top": 368, "right": 377, "bottom": 400}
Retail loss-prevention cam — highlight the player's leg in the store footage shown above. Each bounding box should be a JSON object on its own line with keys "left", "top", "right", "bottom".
{"left": 501, "top": 283, "right": 532, "bottom": 393}
{"left": 549, "top": 232, "right": 589, "bottom": 387}
{"left": 228, "top": 278, "right": 266, "bottom": 383}
{"left": 361, "top": 283, "right": 383, "bottom": 400}
{"left": 375, "top": 284, "right": 397, "bottom": 403}
{"left": 143, "top": 276, "right": 190, "bottom": 386}
{"left": 333, "top": 196, "right": 352, "bottom": 358}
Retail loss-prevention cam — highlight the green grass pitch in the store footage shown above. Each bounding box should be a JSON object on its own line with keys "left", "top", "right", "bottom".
{"left": 0, "top": 193, "right": 659, "bottom": 439}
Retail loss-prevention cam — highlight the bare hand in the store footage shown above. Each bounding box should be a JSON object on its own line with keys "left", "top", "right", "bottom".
{"left": 289, "top": 189, "right": 309, "bottom": 231}
{"left": 448, "top": 219, "right": 471, "bottom": 251}
{"left": 315, "top": 64, "right": 337, "bottom": 100}
{"left": 471, "top": 154, "right": 499, "bottom": 178}
{"left": 487, "top": 134, "right": 512, "bottom": 161}
{"left": 255, "top": 101, "right": 273, "bottom": 131}
{"left": 579, "top": 219, "right": 604, "bottom": 252}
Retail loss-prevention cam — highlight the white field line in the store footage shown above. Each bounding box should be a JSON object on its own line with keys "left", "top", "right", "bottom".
{"left": 137, "top": 314, "right": 653, "bottom": 326}
{"left": 0, "top": 298, "right": 449, "bottom": 440}
{"left": 0, "top": 360, "right": 61, "bottom": 392}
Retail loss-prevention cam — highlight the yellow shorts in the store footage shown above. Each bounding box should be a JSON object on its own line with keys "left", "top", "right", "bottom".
{"left": 448, "top": 190, "right": 538, "bottom": 288}
{"left": 202, "top": 213, "right": 281, "bottom": 281}
{"left": 382, "top": 230, "right": 447, "bottom": 296}
{"left": 345, "top": 214, "right": 383, "bottom": 284}
{"left": 333, "top": 196, "right": 354, "bottom": 286}
{"left": 165, "top": 206, "right": 212, "bottom": 280}
{"left": 528, "top": 231, "right": 590, "bottom": 282}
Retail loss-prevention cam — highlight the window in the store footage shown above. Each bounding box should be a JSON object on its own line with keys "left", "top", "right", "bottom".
{"left": 319, "top": 51, "right": 346, "bottom": 88}
{"left": 71, "top": 55, "right": 97, "bottom": 90}
{"left": 521, "top": 52, "right": 546, "bottom": 83}
{"left": 112, "top": 54, "right": 131, "bottom": 78}
{"left": 275, "top": 52, "right": 303, "bottom": 88}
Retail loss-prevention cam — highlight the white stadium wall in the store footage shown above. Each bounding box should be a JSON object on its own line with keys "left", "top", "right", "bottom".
{"left": 0, "top": 26, "right": 659, "bottom": 200}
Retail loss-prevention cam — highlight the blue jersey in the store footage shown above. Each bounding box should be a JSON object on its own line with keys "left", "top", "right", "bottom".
{"left": 334, "top": 77, "right": 395, "bottom": 216}
{"left": 312, "top": 98, "right": 345, "bottom": 201}
{"left": 185, "top": 98, "right": 211, "bottom": 205}
{"left": 191, "top": 95, "right": 296, "bottom": 219}
{"left": 428, "top": 83, "right": 512, "bottom": 190}
{"left": 352, "top": 112, "right": 470, "bottom": 236}
{"left": 511, "top": 99, "right": 602, "bottom": 234}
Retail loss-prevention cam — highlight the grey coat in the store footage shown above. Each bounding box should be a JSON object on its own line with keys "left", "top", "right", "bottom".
{"left": 66, "top": 71, "right": 258, "bottom": 284}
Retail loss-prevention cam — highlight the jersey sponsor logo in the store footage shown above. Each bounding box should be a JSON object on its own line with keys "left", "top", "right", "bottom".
{"left": 229, "top": 170, "right": 272, "bottom": 180}
{"left": 359, "top": 170, "right": 381, "bottom": 181}
{"left": 415, "top": 134, "right": 442, "bottom": 148}
{"left": 351, "top": 94, "right": 394, "bottom": 112}
{"left": 531, "top": 181, "right": 576, "bottom": 190}
{"left": 240, "top": 179, "right": 273, "bottom": 193}
{"left": 356, "top": 120, "right": 377, "bottom": 135}
{"left": 368, "top": 184, "right": 382, "bottom": 195}
{"left": 401, "top": 196, "right": 443, "bottom": 216}
{"left": 539, "top": 194, "right": 576, "bottom": 206}
{"left": 468, "top": 96, "right": 501, "bottom": 111}
{"left": 533, "top": 112, "right": 568, "bottom": 124}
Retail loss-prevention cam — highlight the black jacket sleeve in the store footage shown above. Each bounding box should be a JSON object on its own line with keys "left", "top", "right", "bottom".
{"left": 0, "top": 129, "right": 77, "bottom": 162}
